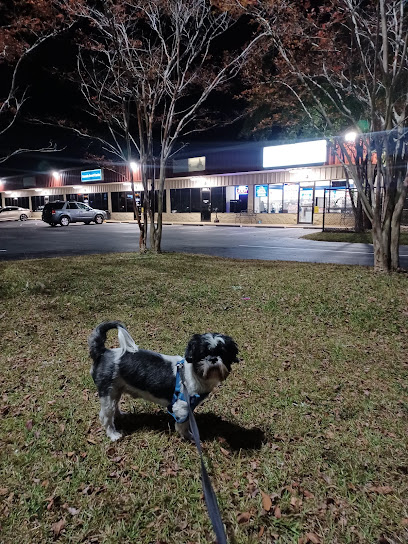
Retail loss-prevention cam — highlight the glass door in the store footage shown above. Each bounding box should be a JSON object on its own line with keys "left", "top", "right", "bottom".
{"left": 298, "top": 184, "right": 314, "bottom": 224}
{"left": 200, "top": 189, "right": 211, "bottom": 221}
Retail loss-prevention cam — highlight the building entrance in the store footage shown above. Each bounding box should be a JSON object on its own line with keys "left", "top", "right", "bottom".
{"left": 298, "top": 185, "right": 314, "bottom": 224}
{"left": 200, "top": 189, "right": 211, "bottom": 221}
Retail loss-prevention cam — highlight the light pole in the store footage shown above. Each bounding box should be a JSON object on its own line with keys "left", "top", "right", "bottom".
{"left": 130, "top": 161, "right": 139, "bottom": 221}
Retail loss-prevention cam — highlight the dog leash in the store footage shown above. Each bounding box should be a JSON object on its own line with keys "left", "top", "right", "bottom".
{"left": 178, "top": 362, "right": 228, "bottom": 544}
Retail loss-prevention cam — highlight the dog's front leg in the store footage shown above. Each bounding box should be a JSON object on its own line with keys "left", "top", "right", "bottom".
{"left": 172, "top": 399, "right": 193, "bottom": 441}
{"left": 175, "top": 420, "right": 193, "bottom": 441}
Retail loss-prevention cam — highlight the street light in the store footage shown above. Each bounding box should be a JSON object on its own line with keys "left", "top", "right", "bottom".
{"left": 344, "top": 131, "right": 357, "bottom": 142}
{"left": 130, "top": 161, "right": 138, "bottom": 173}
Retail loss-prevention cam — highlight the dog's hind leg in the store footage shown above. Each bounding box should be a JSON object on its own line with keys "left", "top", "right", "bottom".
{"left": 99, "top": 389, "right": 123, "bottom": 441}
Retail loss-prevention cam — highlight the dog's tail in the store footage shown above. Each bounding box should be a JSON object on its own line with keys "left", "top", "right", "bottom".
{"left": 88, "top": 321, "right": 138, "bottom": 365}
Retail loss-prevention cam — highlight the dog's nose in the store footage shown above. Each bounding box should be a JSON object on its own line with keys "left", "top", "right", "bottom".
{"left": 210, "top": 357, "right": 218, "bottom": 364}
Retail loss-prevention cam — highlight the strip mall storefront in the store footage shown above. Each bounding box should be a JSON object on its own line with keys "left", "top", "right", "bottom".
{"left": 0, "top": 165, "right": 353, "bottom": 226}
{"left": 0, "top": 140, "right": 355, "bottom": 226}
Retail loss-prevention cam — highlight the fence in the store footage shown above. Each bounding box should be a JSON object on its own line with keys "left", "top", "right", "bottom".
{"left": 321, "top": 187, "right": 408, "bottom": 231}
{"left": 321, "top": 187, "right": 357, "bottom": 231}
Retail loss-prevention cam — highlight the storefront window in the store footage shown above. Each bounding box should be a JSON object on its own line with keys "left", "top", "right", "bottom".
{"left": 112, "top": 191, "right": 139, "bottom": 212}
{"left": 5, "top": 196, "right": 30, "bottom": 208}
{"left": 283, "top": 184, "right": 299, "bottom": 213}
{"left": 171, "top": 189, "right": 191, "bottom": 212}
{"left": 328, "top": 189, "right": 348, "bottom": 212}
{"left": 171, "top": 188, "right": 214, "bottom": 213}
{"left": 314, "top": 182, "right": 328, "bottom": 210}
{"left": 191, "top": 188, "right": 201, "bottom": 212}
{"left": 255, "top": 184, "right": 293, "bottom": 213}
{"left": 211, "top": 187, "right": 226, "bottom": 213}
{"left": 88, "top": 193, "right": 109, "bottom": 210}
{"left": 32, "top": 196, "right": 45, "bottom": 211}
{"left": 254, "top": 185, "right": 268, "bottom": 213}
{"left": 269, "top": 184, "right": 283, "bottom": 213}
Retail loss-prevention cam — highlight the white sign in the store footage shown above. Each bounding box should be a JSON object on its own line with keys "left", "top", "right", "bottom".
{"left": 263, "top": 140, "right": 327, "bottom": 168}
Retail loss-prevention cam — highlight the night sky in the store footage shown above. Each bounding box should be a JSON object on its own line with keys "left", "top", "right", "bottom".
{"left": 0, "top": 14, "right": 262, "bottom": 180}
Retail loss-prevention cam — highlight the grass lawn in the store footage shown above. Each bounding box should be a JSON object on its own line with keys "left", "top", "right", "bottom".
{"left": 1, "top": 253, "right": 407, "bottom": 544}
{"left": 302, "top": 231, "right": 408, "bottom": 245}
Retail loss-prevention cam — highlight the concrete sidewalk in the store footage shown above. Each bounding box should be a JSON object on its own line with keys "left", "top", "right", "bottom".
{"left": 105, "top": 219, "right": 320, "bottom": 229}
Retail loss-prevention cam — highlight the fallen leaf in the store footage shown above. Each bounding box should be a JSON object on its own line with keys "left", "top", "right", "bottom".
{"left": 305, "top": 532, "right": 321, "bottom": 544}
{"left": 303, "top": 489, "right": 315, "bottom": 499}
{"left": 366, "top": 485, "right": 393, "bottom": 495}
{"left": 321, "top": 473, "right": 332, "bottom": 485}
{"left": 0, "top": 488, "right": 8, "bottom": 496}
{"left": 237, "top": 512, "right": 251, "bottom": 524}
{"left": 274, "top": 505, "right": 281, "bottom": 519}
{"left": 258, "top": 526, "right": 265, "bottom": 538}
{"left": 26, "top": 420, "right": 33, "bottom": 431}
{"left": 401, "top": 518, "right": 408, "bottom": 527}
{"left": 260, "top": 490, "right": 272, "bottom": 512}
{"left": 52, "top": 518, "right": 66, "bottom": 538}
{"left": 290, "top": 496, "right": 303, "bottom": 509}
{"left": 220, "top": 447, "right": 230, "bottom": 457}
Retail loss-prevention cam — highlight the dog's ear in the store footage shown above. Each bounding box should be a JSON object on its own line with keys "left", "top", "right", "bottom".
{"left": 223, "top": 335, "right": 240, "bottom": 363}
{"left": 185, "top": 334, "right": 203, "bottom": 364}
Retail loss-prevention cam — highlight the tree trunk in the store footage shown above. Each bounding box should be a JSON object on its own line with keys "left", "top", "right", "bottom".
{"left": 150, "top": 162, "right": 165, "bottom": 253}
{"left": 371, "top": 216, "right": 391, "bottom": 273}
{"left": 354, "top": 198, "right": 364, "bottom": 233}
{"left": 390, "top": 220, "right": 401, "bottom": 271}
{"left": 390, "top": 180, "right": 408, "bottom": 270}
{"left": 151, "top": 222, "right": 162, "bottom": 253}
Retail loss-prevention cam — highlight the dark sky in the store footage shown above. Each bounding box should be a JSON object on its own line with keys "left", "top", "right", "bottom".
{"left": 0, "top": 15, "right": 268, "bottom": 179}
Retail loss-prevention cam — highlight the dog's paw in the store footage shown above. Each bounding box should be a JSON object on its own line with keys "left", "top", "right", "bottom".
{"left": 184, "top": 430, "right": 194, "bottom": 442}
{"left": 107, "top": 429, "right": 123, "bottom": 441}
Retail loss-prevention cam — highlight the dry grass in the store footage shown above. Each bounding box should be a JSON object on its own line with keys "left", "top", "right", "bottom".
{"left": 1, "top": 252, "right": 407, "bottom": 544}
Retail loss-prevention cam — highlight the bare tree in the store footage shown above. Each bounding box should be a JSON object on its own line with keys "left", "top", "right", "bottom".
{"left": 0, "top": 0, "right": 69, "bottom": 163}
{"left": 59, "top": 0, "right": 266, "bottom": 252}
{"left": 256, "top": 0, "right": 408, "bottom": 272}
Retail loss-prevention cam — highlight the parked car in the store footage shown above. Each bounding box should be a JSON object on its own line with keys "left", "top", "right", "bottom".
{"left": 0, "top": 206, "right": 32, "bottom": 222}
{"left": 42, "top": 201, "right": 107, "bottom": 226}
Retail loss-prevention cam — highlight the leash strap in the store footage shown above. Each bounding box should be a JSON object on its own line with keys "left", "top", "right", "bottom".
{"left": 179, "top": 363, "right": 228, "bottom": 544}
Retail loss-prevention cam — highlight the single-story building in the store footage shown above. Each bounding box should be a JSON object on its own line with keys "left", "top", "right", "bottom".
{"left": 0, "top": 139, "right": 358, "bottom": 227}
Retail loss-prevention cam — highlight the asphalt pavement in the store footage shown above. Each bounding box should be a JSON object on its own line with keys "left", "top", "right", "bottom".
{"left": 1, "top": 220, "right": 407, "bottom": 268}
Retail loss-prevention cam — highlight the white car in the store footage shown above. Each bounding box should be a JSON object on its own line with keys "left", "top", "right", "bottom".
{"left": 0, "top": 206, "right": 32, "bottom": 222}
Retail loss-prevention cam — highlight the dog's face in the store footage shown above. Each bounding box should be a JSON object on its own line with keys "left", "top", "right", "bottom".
{"left": 184, "top": 333, "right": 239, "bottom": 382}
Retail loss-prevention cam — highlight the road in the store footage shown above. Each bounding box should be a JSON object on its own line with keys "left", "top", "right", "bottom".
{"left": 1, "top": 220, "right": 407, "bottom": 267}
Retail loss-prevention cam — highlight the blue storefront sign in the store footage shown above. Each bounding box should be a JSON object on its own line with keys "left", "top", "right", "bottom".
{"left": 81, "top": 169, "right": 103, "bottom": 182}
{"left": 256, "top": 185, "right": 268, "bottom": 197}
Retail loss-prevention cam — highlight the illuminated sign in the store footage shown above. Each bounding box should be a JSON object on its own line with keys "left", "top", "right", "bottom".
{"left": 263, "top": 140, "right": 327, "bottom": 168}
{"left": 236, "top": 185, "right": 248, "bottom": 196}
{"left": 256, "top": 185, "right": 268, "bottom": 197}
{"left": 81, "top": 169, "right": 103, "bottom": 182}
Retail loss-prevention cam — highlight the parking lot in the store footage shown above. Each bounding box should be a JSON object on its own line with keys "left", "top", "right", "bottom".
{"left": 1, "top": 219, "right": 407, "bottom": 267}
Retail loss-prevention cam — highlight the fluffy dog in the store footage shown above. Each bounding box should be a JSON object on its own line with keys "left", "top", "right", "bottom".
{"left": 88, "top": 321, "right": 239, "bottom": 441}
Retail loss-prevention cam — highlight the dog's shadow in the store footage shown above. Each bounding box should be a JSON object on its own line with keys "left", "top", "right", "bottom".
{"left": 118, "top": 411, "right": 265, "bottom": 451}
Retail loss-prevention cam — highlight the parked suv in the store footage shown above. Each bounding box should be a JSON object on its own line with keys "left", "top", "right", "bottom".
{"left": 42, "top": 201, "right": 107, "bottom": 226}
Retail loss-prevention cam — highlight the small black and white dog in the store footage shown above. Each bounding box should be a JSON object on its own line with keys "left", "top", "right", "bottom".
{"left": 88, "top": 321, "right": 239, "bottom": 441}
